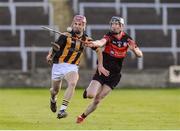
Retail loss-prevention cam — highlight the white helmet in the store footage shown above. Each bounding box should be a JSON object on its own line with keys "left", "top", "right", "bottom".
{"left": 110, "top": 16, "right": 124, "bottom": 25}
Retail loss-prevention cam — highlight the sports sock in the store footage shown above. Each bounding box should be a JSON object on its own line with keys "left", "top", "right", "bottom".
{"left": 60, "top": 99, "right": 69, "bottom": 111}
{"left": 81, "top": 113, "right": 87, "bottom": 118}
{"left": 50, "top": 97, "right": 56, "bottom": 103}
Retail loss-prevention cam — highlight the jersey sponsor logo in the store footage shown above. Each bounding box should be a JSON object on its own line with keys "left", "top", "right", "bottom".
{"left": 112, "top": 40, "right": 128, "bottom": 48}
{"left": 110, "top": 50, "right": 115, "bottom": 55}
{"left": 123, "top": 42, "right": 128, "bottom": 47}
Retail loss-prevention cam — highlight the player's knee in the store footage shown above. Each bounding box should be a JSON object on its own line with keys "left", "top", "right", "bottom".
{"left": 50, "top": 87, "right": 59, "bottom": 95}
{"left": 68, "top": 81, "right": 77, "bottom": 88}
{"left": 86, "top": 93, "right": 95, "bottom": 99}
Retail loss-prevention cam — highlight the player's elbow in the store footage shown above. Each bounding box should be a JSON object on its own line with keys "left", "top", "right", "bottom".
{"left": 134, "top": 48, "right": 143, "bottom": 58}
{"left": 136, "top": 51, "right": 143, "bottom": 57}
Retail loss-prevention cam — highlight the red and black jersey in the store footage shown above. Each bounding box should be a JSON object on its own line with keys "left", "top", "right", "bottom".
{"left": 93, "top": 31, "right": 138, "bottom": 88}
{"left": 103, "top": 31, "right": 133, "bottom": 58}
{"left": 102, "top": 31, "right": 136, "bottom": 73}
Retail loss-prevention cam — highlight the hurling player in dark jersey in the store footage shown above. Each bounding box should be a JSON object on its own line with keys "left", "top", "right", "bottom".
{"left": 76, "top": 16, "right": 143, "bottom": 123}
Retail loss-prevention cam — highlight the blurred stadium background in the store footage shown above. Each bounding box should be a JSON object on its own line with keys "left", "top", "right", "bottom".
{"left": 0, "top": 0, "right": 180, "bottom": 130}
{"left": 0, "top": 0, "right": 180, "bottom": 88}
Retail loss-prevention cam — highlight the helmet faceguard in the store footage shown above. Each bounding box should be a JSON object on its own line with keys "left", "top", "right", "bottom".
{"left": 109, "top": 16, "right": 124, "bottom": 34}
{"left": 71, "top": 15, "right": 87, "bottom": 31}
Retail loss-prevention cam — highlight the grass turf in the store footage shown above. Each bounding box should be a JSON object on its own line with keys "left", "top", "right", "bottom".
{"left": 0, "top": 88, "right": 179, "bottom": 130}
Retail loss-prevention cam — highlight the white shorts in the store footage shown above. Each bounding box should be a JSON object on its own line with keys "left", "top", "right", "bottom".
{"left": 51, "top": 63, "right": 79, "bottom": 80}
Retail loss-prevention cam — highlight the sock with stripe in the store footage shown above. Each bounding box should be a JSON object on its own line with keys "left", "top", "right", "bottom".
{"left": 60, "top": 99, "right": 69, "bottom": 111}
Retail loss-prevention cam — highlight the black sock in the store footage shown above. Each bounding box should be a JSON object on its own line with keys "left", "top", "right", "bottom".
{"left": 81, "top": 113, "right": 87, "bottom": 118}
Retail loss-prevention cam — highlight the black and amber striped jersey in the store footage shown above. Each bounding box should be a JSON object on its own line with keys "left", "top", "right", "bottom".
{"left": 53, "top": 31, "right": 92, "bottom": 65}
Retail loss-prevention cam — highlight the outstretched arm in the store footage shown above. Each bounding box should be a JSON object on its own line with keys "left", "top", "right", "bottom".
{"left": 87, "top": 38, "right": 107, "bottom": 48}
{"left": 127, "top": 39, "right": 143, "bottom": 57}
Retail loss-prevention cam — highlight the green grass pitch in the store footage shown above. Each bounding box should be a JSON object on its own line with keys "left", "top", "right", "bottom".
{"left": 0, "top": 88, "right": 179, "bottom": 130}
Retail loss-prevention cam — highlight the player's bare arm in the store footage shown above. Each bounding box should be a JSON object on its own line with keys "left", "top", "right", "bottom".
{"left": 87, "top": 38, "right": 107, "bottom": 48}
{"left": 93, "top": 38, "right": 107, "bottom": 47}
{"left": 46, "top": 42, "right": 60, "bottom": 65}
{"left": 46, "top": 48, "right": 53, "bottom": 65}
{"left": 127, "top": 39, "right": 143, "bottom": 57}
{"left": 133, "top": 47, "right": 143, "bottom": 57}
{"left": 96, "top": 48, "right": 109, "bottom": 76}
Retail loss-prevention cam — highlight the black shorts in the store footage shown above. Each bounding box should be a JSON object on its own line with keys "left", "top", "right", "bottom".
{"left": 92, "top": 71, "right": 121, "bottom": 89}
